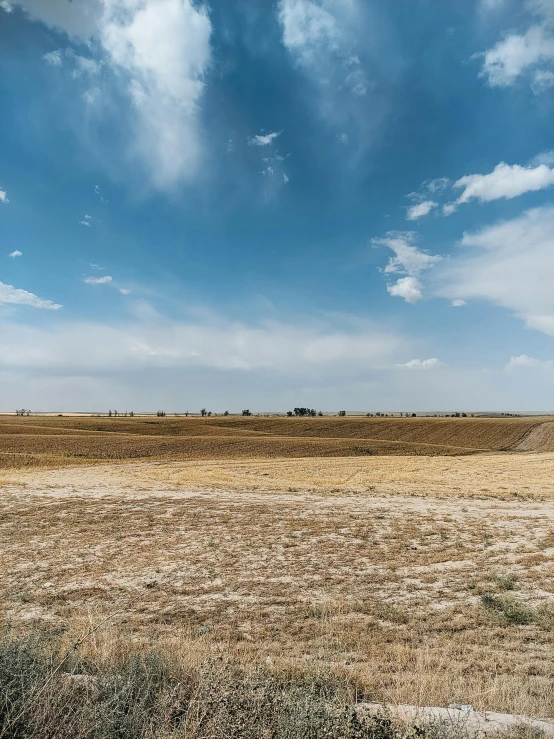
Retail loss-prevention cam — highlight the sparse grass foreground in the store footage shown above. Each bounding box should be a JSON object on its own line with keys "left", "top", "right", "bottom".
{"left": 0, "top": 632, "right": 546, "bottom": 739}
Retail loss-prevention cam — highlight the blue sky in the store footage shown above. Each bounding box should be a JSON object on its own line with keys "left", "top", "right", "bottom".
{"left": 0, "top": 0, "right": 553, "bottom": 412}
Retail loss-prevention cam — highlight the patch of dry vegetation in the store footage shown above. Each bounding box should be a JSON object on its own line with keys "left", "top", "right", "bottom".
{"left": 1, "top": 415, "right": 552, "bottom": 470}
{"left": 2, "top": 454, "right": 554, "bottom": 719}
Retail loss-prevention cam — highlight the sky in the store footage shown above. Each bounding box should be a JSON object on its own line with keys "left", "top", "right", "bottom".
{"left": 0, "top": 0, "right": 553, "bottom": 413}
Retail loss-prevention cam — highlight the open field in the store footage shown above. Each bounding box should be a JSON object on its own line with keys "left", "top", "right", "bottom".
{"left": 1, "top": 414, "right": 553, "bottom": 469}
{"left": 2, "top": 413, "right": 554, "bottom": 724}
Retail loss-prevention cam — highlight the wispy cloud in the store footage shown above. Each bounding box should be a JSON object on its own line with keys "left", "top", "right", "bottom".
{"left": 119, "top": 288, "right": 131, "bottom": 295}
{"left": 9, "top": 250, "right": 22, "bottom": 258}
{"left": 11, "top": 0, "right": 213, "bottom": 190}
{"left": 395, "top": 358, "right": 441, "bottom": 369}
{"left": 43, "top": 49, "right": 63, "bottom": 66}
{"left": 374, "top": 231, "right": 443, "bottom": 303}
{"left": 84, "top": 275, "right": 112, "bottom": 285}
{"left": 89, "top": 263, "right": 105, "bottom": 270}
{"left": 0, "top": 188, "right": 9, "bottom": 204}
{"left": 406, "top": 200, "right": 438, "bottom": 220}
{"left": 448, "top": 161, "right": 554, "bottom": 210}
{"left": 0, "top": 281, "right": 61, "bottom": 310}
{"left": 249, "top": 131, "right": 282, "bottom": 146}
{"left": 434, "top": 205, "right": 554, "bottom": 337}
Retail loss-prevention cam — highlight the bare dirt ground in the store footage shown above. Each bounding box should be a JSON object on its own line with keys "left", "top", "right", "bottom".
{"left": 2, "top": 452, "right": 554, "bottom": 719}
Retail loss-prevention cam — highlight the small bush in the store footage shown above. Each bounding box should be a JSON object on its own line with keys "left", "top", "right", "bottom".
{"left": 495, "top": 573, "right": 518, "bottom": 591}
{"left": 481, "top": 593, "right": 535, "bottom": 625}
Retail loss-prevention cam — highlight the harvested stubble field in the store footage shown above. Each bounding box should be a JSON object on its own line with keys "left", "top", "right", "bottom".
{"left": 1, "top": 415, "right": 554, "bottom": 726}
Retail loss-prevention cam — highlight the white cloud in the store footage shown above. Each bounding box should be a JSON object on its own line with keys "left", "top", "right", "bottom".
{"left": 119, "top": 288, "right": 131, "bottom": 295}
{"left": 278, "top": 0, "right": 339, "bottom": 56}
{"left": 375, "top": 232, "right": 442, "bottom": 304}
{"left": 451, "top": 299, "right": 466, "bottom": 307}
{"left": 532, "top": 68, "right": 554, "bottom": 91}
{"left": 79, "top": 219, "right": 92, "bottom": 227}
{"left": 478, "top": 1, "right": 554, "bottom": 91}
{"left": 336, "top": 132, "right": 349, "bottom": 144}
{"left": 11, "top": 0, "right": 213, "bottom": 190}
{"left": 283, "top": 173, "right": 290, "bottom": 184}
{"left": 277, "top": 0, "right": 370, "bottom": 103}
{"left": 376, "top": 232, "right": 443, "bottom": 276}
{"left": 426, "top": 177, "right": 450, "bottom": 193}
{"left": 43, "top": 49, "right": 63, "bottom": 66}
{"left": 249, "top": 131, "right": 282, "bottom": 146}
{"left": 84, "top": 275, "right": 112, "bottom": 284}
{"left": 82, "top": 87, "right": 101, "bottom": 105}
{"left": 0, "top": 281, "right": 61, "bottom": 310}
{"left": 396, "top": 358, "right": 441, "bottom": 369}
{"left": 505, "top": 354, "right": 553, "bottom": 371}
{"left": 9, "top": 250, "right": 22, "bottom": 258}
{"left": 442, "top": 203, "right": 457, "bottom": 216}
{"left": 0, "top": 188, "right": 9, "bottom": 203}
{"left": 0, "top": 2, "right": 14, "bottom": 12}
{"left": 452, "top": 162, "right": 554, "bottom": 206}
{"left": 89, "top": 263, "right": 105, "bottom": 270}
{"left": 434, "top": 205, "right": 554, "bottom": 337}
{"left": 0, "top": 314, "right": 404, "bottom": 375}
{"left": 406, "top": 200, "right": 438, "bottom": 220}
{"left": 387, "top": 276, "right": 423, "bottom": 303}
{"left": 71, "top": 53, "right": 100, "bottom": 77}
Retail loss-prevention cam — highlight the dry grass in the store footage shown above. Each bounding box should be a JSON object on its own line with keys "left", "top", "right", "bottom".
{"left": 2, "top": 451, "right": 554, "bottom": 719}
{"left": 1, "top": 415, "right": 552, "bottom": 470}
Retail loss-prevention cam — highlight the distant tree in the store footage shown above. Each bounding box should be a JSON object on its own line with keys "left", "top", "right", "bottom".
{"left": 318, "top": 411, "right": 323, "bottom": 417}
{"left": 338, "top": 410, "right": 346, "bottom": 417}
{"left": 286, "top": 411, "right": 293, "bottom": 417}
{"left": 114, "top": 410, "right": 118, "bottom": 417}
{"left": 411, "top": 413, "right": 416, "bottom": 417}
{"left": 108, "top": 410, "right": 112, "bottom": 417}
{"left": 293, "top": 407, "right": 317, "bottom": 417}
{"left": 242, "top": 409, "right": 251, "bottom": 416}
{"left": 207, "top": 411, "right": 212, "bottom": 417}
{"left": 130, "top": 411, "right": 134, "bottom": 417}
{"left": 200, "top": 408, "right": 207, "bottom": 417}
{"left": 461, "top": 412, "right": 467, "bottom": 417}
{"left": 224, "top": 410, "right": 229, "bottom": 416}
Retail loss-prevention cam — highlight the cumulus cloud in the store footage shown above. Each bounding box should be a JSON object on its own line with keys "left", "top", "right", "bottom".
{"left": 387, "top": 276, "right": 423, "bottom": 303}
{"left": 451, "top": 299, "right": 466, "bottom": 307}
{"left": 434, "top": 205, "right": 554, "bottom": 337}
{"left": 249, "top": 131, "right": 282, "bottom": 146}
{"left": 0, "top": 281, "right": 62, "bottom": 310}
{"left": 9, "top": 0, "right": 213, "bottom": 190}
{"left": 79, "top": 219, "right": 92, "bottom": 227}
{"left": 395, "top": 358, "right": 441, "bottom": 369}
{"left": 505, "top": 354, "right": 553, "bottom": 370}
{"left": 119, "top": 288, "right": 131, "bottom": 295}
{"left": 374, "top": 231, "right": 443, "bottom": 303}
{"left": 336, "top": 132, "right": 349, "bottom": 144}
{"left": 84, "top": 275, "right": 112, "bottom": 284}
{"left": 406, "top": 200, "right": 438, "bottom": 220}
{"left": 478, "top": 0, "right": 554, "bottom": 91}
{"left": 9, "top": 250, "right": 22, "bottom": 258}
{"left": 0, "top": 188, "right": 9, "bottom": 203}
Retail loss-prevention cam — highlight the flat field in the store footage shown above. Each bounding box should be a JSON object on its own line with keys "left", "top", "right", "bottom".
{"left": 1, "top": 415, "right": 554, "bottom": 718}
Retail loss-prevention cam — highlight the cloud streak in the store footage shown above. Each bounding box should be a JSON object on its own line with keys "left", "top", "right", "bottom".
{"left": 0, "top": 281, "right": 62, "bottom": 310}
